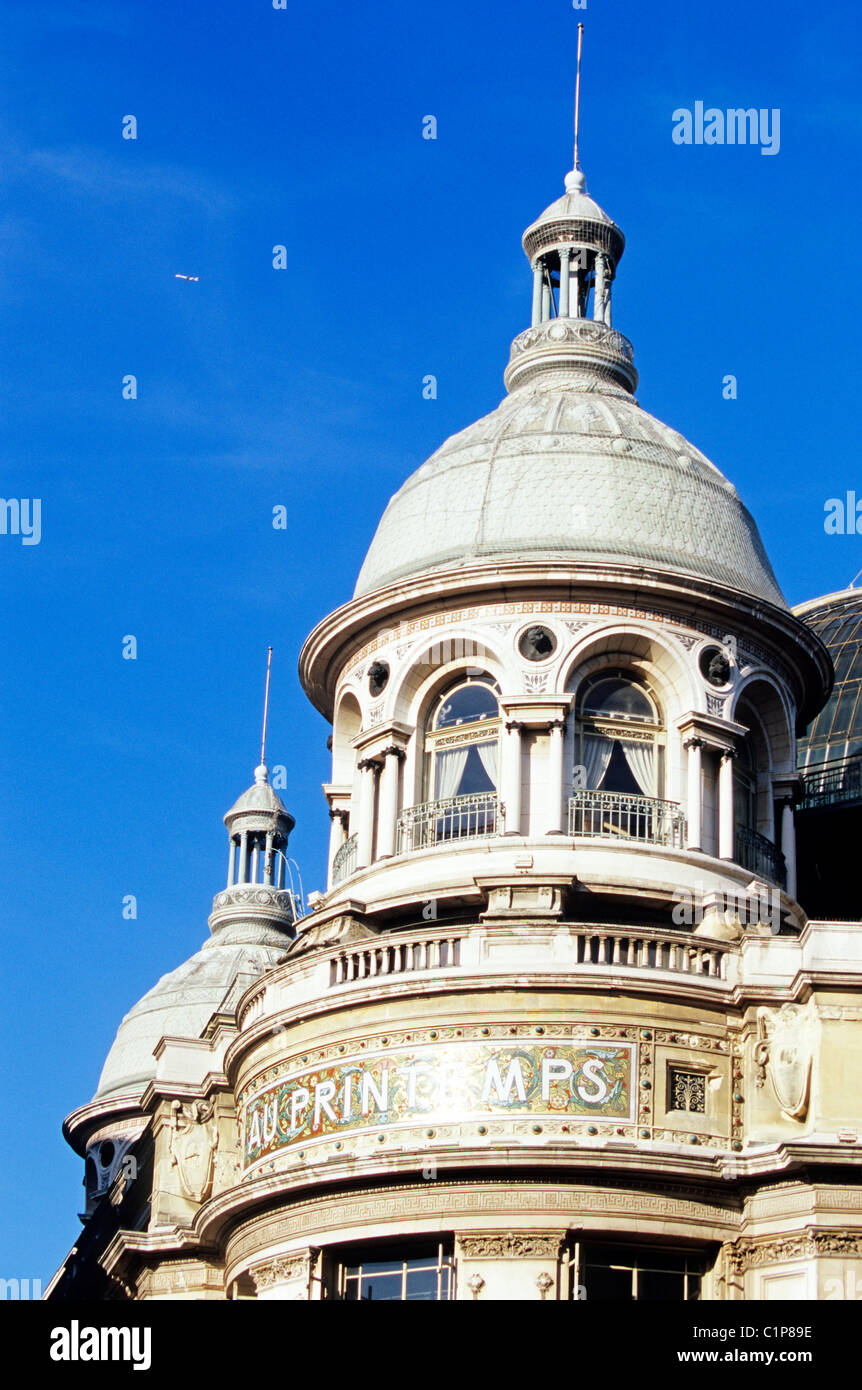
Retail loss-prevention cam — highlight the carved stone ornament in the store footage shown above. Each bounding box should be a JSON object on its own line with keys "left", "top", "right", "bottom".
{"left": 467, "top": 1273, "right": 485, "bottom": 1299}
{"left": 169, "top": 1099, "right": 219, "bottom": 1204}
{"left": 458, "top": 1232, "right": 563, "bottom": 1260}
{"left": 753, "top": 1004, "right": 814, "bottom": 1121}
{"left": 250, "top": 1250, "right": 315, "bottom": 1292}
{"left": 728, "top": 1231, "right": 862, "bottom": 1273}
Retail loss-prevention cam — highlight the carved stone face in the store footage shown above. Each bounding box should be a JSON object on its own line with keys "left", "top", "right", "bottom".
{"left": 700, "top": 647, "right": 731, "bottom": 687}
{"left": 519, "top": 625, "right": 557, "bottom": 661}
{"left": 368, "top": 661, "right": 390, "bottom": 696}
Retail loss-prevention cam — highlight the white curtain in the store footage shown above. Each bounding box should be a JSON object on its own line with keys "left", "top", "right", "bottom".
{"left": 620, "top": 740, "right": 655, "bottom": 796}
{"left": 476, "top": 739, "right": 499, "bottom": 788}
{"left": 435, "top": 746, "right": 469, "bottom": 800}
{"left": 582, "top": 734, "right": 614, "bottom": 790}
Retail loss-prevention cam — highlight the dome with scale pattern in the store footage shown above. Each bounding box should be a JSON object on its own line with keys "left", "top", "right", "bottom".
{"left": 354, "top": 375, "right": 786, "bottom": 608}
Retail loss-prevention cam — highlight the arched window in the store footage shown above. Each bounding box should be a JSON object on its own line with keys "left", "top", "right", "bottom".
{"left": 425, "top": 674, "right": 501, "bottom": 802}
{"left": 572, "top": 670, "right": 664, "bottom": 798}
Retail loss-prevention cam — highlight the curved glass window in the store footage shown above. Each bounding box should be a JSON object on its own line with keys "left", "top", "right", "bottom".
{"left": 580, "top": 675, "right": 656, "bottom": 723}
{"left": 425, "top": 674, "right": 501, "bottom": 802}
{"left": 570, "top": 669, "right": 664, "bottom": 798}
{"left": 433, "top": 678, "right": 500, "bottom": 730}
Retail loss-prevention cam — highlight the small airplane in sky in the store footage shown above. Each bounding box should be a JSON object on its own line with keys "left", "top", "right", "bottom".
{"left": 174, "top": 273, "right": 200, "bottom": 282}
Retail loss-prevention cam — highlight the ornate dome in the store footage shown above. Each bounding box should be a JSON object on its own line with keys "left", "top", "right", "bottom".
{"left": 354, "top": 376, "right": 786, "bottom": 608}
{"left": 94, "top": 936, "right": 287, "bottom": 1101}
{"left": 354, "top": 166, "right": 785, "bottom": 611}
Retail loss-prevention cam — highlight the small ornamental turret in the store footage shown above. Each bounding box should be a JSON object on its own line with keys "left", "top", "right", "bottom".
{"left": 209, "top": 649, "right": 299, "bottom": 939}
{"left": 506, "top": 27, "right": 636, "bottom": 396}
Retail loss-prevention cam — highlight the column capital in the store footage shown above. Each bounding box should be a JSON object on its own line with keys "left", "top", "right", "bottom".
{"left": 684, "top": 736, "right": 706, "bottom": 751}
{"left": 380, "top": 744, "right": 407, "bottom": 761}
{"left": 357, "top": 756, "right": 382, "bottom": 773}
{"left": 720, "top": 746, "right": 738, "bottom": 762}
{"left": 328, "top": 806, "right": 349, "bottom": 823}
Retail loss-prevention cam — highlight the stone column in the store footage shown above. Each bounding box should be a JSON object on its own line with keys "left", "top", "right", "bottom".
{"left": 377, "top": 746, "right": 405, "bottom": 859}
{"left": 227, "top": 837, "right": 237, "bottom": 887}
{"left": 503, "top": 722, "right": 523, "bottom": 835}
{"left": 541, "top": 276, "right": 551, "bottom": 323}
{"left": 356, "top": 758, "right": 380, "bottom": 869}
{"left": 531, "top": 261, "right": 543, "bottom": 326}
{"left": 238, "top": 832, "right": 249, "bottom": 884}
{"left": 327, "top": 808, "right": 348, "bottom": 889}
{"left": 780, "top": 799, "right": 797, "bottom": 900}
{"left": 558, "top": 248, "right": 571, "bottom": 317}
{"left": 593, "top": 252, "right": 606, "bottom": 323}
{"left": 546, "top": 720, "right": 566, "bottom": 834}
{"left": 719, "top": 748, "right": 736, "bottom": 861}
{"left": 685, "top": 737, "right": 704, "bottom": 851}
{"left": 263, "top": 830, "right": 275, "bottom": 885}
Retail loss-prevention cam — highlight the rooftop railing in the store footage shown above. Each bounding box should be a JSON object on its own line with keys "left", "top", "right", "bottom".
{"left": 799, "top": 756, "right": 862, "bottom": 810}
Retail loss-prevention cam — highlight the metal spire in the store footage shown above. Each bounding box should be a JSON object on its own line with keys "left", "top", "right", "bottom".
{"left": 574, "top": 23, "right": 584, "bottom": 170}
{"left": 260, "top": 645, "right": 273, "bottom": 768}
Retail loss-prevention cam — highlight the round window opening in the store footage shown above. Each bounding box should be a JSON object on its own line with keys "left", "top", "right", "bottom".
{"left": 700, "top": 646, "right": 731, "bottom": 688}
{"left": 368, "top": 661, "right": 390, "bottom": 697}
{"left": 519, "top": 625, "right": 557, "bottom": 662}
{"left": 99, "top": 1140, "right": 116, "bottom": 1168}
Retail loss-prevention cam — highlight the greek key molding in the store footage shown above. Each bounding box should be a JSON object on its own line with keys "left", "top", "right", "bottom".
{"left": 225, "top": 1178, "right": 739, "bottom": 1269}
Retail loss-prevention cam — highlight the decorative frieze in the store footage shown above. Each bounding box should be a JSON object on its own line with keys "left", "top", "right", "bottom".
{"left": 340, "top": 601, "right": 794, "bottom": 692}
{"left": 250, "top": 1249, "right": 316, "bottom": 1292}
{"left": 458, "top": 1232, "right": 564, "bottom": 1260}
{"left": 728, "top": 1231, "right": 862, "bottom": 1273}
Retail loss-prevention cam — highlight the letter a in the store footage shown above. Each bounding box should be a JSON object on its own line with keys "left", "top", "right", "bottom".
{"left": 272, "top": 244, "right": 288, "bottom": 269}
{"left": 122, "top": 115, "right": 138, "bottom": 140}
{"left": 672, "top": 109, "right": 693, "bottom": 146}
{"left": 824, "top": 498, "right": 844, "bottom": 534}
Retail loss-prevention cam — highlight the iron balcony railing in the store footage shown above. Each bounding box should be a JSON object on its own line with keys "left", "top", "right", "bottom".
{"left": 567, "top": 789, "right": 687, "bottom": 849}
{"left": 397, "top": 792, "right": 499, "bottom": 854}
{"left": 331, "top": 832, "right": 358, "bottom": 885}
{"left": 734, "top": 825, "right": 786, "bottom": 888}
{"left": 799, "top": 757, "right": 862, "bottom": 810}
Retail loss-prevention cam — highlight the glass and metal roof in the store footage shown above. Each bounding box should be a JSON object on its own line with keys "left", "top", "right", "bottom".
{"left": 796, "top": 587, "right": 862, "bottom": 771}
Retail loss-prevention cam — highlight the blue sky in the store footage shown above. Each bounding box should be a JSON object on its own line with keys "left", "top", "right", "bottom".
{"left": 2, "top": 0, "right": 860, "bottom": 1288}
